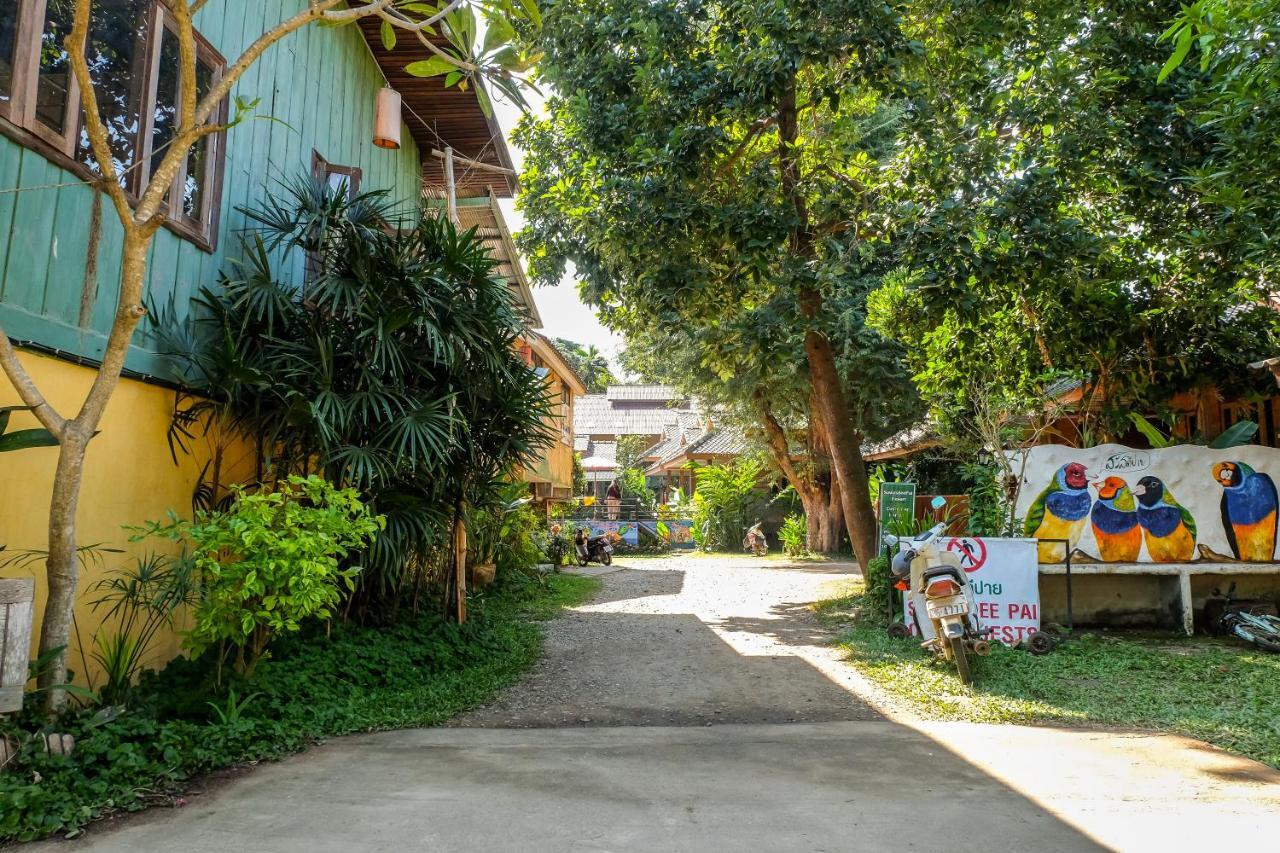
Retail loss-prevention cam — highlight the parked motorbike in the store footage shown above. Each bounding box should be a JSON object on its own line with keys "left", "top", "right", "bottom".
{"left": 885, "top": 522, "right": 991, "bottom": 684}
{"left": 743, "top": 522, "right": 768, "bottom": 557}
{"left": 574, "top": 527, "right": 614, "bottom": 566}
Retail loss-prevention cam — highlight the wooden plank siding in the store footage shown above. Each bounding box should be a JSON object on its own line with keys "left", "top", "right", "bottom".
{"left": 0, "top": 0, "right": 423, "bottom": 378}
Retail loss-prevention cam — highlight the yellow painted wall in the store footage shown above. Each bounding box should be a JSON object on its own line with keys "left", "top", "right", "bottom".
{"left": 0, "top": 350, "right": 253, "bottom": 688}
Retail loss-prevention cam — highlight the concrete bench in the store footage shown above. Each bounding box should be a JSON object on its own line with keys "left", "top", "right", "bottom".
{"left": 1038, "top": 561, "right": 1280, "bottom": 636}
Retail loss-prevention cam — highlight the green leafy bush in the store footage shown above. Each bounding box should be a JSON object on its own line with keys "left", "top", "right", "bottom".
{"left": 862, "top": 555, "right": 893, "bottom": 623}
{"left": 137, "top": 476, "right": 383, "bottom": 678}
{"left": 690, "top": 456, "right": 767, "bottom": 551}
{"left": 0, "top": 574, "right": 598, "bottom": 843}
{"left": 779, "top": 514, "right": 808, "bottom": 557}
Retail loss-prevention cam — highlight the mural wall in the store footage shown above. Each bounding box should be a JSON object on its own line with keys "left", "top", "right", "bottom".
{"left": 1013, "top": 444, "right": 1280, "bottom": 564}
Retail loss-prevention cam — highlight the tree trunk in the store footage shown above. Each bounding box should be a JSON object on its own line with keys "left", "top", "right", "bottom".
{"left": 777, "top": 79, "right": 879, "bottom": 569}
{"left": 35, "top": 229, "right": 152, "bottom": 710}
{"left": 34, "top": 435, "right": 89, "bottom": 704}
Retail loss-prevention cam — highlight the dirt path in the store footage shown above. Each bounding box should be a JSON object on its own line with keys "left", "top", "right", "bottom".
{"left": 453, "top": 554, "right": 877, "bottom": 727}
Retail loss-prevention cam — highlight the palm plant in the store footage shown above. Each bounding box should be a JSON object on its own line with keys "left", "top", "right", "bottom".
{"left": 156, "top": 174, "right": 554, "bottom": 614}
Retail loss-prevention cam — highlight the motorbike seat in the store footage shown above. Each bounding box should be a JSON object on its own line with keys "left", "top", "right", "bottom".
{"left": 920, "top": 565, "right": 966, "bottom": 585}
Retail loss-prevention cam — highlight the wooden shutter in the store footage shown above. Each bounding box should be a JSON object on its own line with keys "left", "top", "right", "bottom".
{"left": 1, "top": 578, "right": 35, "bottom": 713}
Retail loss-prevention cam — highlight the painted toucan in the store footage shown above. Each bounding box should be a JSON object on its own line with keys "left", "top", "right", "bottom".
{"left": 1025, "top": 462, "right": 1092, "bottom": 562}
{"left": 1090, "top": 476, "right": 1141, "bottom": 562}
{"left": 1212, "top": 461, "right": 1278, "bottom": 561}
{"left": 1133, "top": 476, "right": 1196, "bottom": 563}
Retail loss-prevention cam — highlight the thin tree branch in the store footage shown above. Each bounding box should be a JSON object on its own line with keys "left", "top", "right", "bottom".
{"left": 66, "top": 0, "right": 133, "bottom": 227}
{"left": 718, "top": 117, "right": 776, "bottom": 176}
{"left": 0, "top": 332, "right": 67, "bottom": 437}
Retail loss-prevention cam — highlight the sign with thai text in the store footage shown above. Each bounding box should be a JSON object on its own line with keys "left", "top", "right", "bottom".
{"left": 903, "top": 537, "right": 1041, "bottom": 646}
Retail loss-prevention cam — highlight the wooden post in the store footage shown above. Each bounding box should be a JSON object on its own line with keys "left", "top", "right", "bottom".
{"left": 444, "top": 146, "right": 458, "bottom": 224}
{"left": 1, "top": 578, "right": 36, "bottom": 713}
{"left": 454, "top": 515, "right": 468, "bottom": 624}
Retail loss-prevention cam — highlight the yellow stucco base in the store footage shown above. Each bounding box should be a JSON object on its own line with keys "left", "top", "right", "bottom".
{"left": 0, "top": 350, "right": 253, "bottom": 689}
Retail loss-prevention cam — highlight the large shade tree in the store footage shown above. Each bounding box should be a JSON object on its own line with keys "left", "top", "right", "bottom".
{"left": 870, "top": 0, "right": 1280, "bottom": 436}
{"left": 517, "top": 0, "right": 912, "bottom": 566}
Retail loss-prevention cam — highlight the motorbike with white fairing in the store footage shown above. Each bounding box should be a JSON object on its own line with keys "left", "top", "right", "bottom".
{"left": 884, "top": 523, "right": 991, "bottom": 684}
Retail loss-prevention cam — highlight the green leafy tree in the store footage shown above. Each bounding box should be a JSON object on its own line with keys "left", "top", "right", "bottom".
{"left": 552, "top": 338, "right": 616, "bottom": 392}
{"left": 870, "top": 0, "right": 1280, "bottom": 438}
{"left": 518, "top": 0, "right": 912, "bottom": 567}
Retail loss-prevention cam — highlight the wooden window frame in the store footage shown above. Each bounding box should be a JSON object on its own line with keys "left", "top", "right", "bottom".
{"left": 313, "top": 150, "right": 362, "bottom": 196}
{"left": 0, "top": 0, "right": 227, "bottom": 253}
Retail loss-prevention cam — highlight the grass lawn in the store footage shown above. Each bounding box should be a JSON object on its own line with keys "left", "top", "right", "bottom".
{"left": 815, "top": 580, "right": 1280, "bottom": 769}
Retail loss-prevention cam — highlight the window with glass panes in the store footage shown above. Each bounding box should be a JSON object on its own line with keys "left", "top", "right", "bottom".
{"left": 0, "top": 0, "right": 226, "bottom": 248}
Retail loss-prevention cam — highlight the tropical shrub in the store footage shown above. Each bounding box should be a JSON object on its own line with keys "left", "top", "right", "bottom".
{"left": 157, "top": 175, "right": 552, "bottom": 612}
{"left": 136, "top": 476, "right": 383, "bottom": 678}
{"left": 862, "top": 555, "right": 893, "bottom": 623}
{"left": 690, "top": 456, "right": 767, "bottom": 551}
{"left": 85, "top": 553, "right": 199, "bottom": 706}
{"left": 779, "top": 514, "right": 808, "bottom": 557}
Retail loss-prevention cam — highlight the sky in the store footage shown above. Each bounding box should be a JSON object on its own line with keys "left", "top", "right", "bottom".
{"left": 489, "top": 92, "right": 627, "bottom": 367}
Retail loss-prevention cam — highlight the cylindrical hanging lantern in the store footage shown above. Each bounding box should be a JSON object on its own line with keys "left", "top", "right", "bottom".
{"left": 373, "top": 87, "right": 402, "bottom": 149}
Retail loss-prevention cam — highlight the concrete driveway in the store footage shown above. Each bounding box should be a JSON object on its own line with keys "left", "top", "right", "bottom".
{"left": 38, "top": 555, "right": 1280, "bottom": 852}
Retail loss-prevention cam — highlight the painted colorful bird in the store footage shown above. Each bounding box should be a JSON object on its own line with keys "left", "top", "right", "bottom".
{"left": 1133, "top": 476, "right": 1196, "bottom": 562}
{"left": 1090, "top": 476, "right": 1141, "bottom": 562}
{"left": 1025, "top": 462, "right": 1092, "bottom": 562}
{"left": 1213, "top": 461, "right": 1278, "bottom": 561}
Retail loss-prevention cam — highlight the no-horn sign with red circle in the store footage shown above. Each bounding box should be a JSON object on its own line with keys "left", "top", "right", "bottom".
{"left": 946, "top": 537, "right": 987, "bottom": 572}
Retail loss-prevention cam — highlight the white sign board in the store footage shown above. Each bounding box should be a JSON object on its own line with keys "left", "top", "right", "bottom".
{"left": 902, "top": 537, "right": 1041, "bottom": 646}
{"left": 1011, "top": 443, "right": 1280, "bottom": 564}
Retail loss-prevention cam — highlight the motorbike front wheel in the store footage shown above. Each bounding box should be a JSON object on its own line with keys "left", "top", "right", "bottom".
{"left": 602, "top": 552, "right": 612, "bottom": 566}
{"left": 949, "top": 636, "right": 972, "bottom": 684}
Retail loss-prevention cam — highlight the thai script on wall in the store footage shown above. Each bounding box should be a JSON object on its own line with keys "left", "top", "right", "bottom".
{"left": 1013, "top": 444, "right": 1280, "bottom": 564}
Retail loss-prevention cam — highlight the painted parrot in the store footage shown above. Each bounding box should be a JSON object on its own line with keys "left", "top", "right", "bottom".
{"left": 1090, "top": 476, "right": 1141, "bottom": 562}
{"left": 1133, "top": 476, "right": 1196, "bottom": 562}
{"left": 1024, "top": 462, "right": 1092, "bottom": 562}
{"left": 1212, "top": 461, "right": 1278, "bottom": 561}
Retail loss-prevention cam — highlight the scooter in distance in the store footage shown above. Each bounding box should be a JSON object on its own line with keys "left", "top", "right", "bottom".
{"left": 885, "top": 522, "right": 991, "bottom": 684}
{"left": 743, "top": 522, "right": 768, "bottom": 557}
{"left": 574, "top": 527, "right": 613, "bottom": 566}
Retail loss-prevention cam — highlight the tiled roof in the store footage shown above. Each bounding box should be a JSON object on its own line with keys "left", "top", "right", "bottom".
{"left": 606, "top": 384, "right": 682, "bottom": 402}
{"left": 862, "top": 422, "right": 942, "bottom": 461}
{"left": 573, "top": 391, "right": 700, "bottom": 436}
{"left": 645, "top": 425, "right": 747, "bottom": 474}
{"left": 573, "top": 435, "right": 590, "bottom": 452}
{"left": 685, "top": 426, "right": 748, "bottom": 457}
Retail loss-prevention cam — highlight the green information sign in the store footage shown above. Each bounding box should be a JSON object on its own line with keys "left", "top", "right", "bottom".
{"left": 877, "top": 482, "right": 917, "bottom": 545}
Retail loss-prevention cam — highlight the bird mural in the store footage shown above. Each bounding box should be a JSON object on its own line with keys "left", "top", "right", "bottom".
{"left": 1090, "top": 476, "right": 1141, "bottom": 562}
{"left": 1025, "top": 462, "right": 1092, "bottom": 563}
{"left": 1133, "top": 476, "right": 1196, "bottom": 562}
{"left": 1212, "top": 461, "right": 1278, "bottom": 561}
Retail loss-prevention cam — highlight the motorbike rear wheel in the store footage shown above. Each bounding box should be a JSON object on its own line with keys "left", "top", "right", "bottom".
{"left": 949, "top": 636, "right": 972, "bottom": 684}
